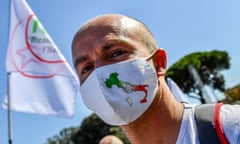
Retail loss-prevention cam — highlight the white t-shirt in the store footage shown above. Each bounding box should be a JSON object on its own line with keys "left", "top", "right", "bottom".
{"left": 176, "top": 103, "right": 240, "bottom": 144}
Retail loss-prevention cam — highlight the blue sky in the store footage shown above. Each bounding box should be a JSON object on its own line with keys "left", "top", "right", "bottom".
{"left": 1, "top": 0, "right": 240, "bottom": 143}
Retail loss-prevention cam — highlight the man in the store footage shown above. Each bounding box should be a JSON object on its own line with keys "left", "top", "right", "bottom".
{"left": 71, "top": 14, "right": 240, "bottom": 144}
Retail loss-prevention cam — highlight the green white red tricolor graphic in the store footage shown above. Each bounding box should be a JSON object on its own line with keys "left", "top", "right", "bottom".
{"left": 105, "top": 72, "right": 149, "bottom": 103}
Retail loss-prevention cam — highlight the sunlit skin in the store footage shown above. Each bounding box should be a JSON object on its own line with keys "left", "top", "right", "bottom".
{"left": 99, "top": 135, "right": 123, "bottom": 144}
{"left": 72, "top": 14, "right": 184, "bottom": 144}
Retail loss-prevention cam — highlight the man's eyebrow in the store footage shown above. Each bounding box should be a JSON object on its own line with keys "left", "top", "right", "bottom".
{"left": 102, "top": 41, "right": 117, "bottom": 51}
{"left": 74, "top": 56, "right": 87, "bottom": 67}
{"left": 74, "top": 40, "right": 126, "bottom": 67}
{"left": 102, "top": 39, "right": 132, "bottom": 50}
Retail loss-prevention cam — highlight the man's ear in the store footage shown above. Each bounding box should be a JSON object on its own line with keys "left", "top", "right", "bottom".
{"left": 153, "top": 49, "right": 167, "bottom": 77}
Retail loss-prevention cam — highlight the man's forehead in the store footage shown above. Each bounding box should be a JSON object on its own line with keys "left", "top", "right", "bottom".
{"left": 120, "top": 17, "right": 139, "bottom": 29}
{"left": 73, "top": 23, "right": 120, "bottom": 45}
{"left": 79, "top": 15, "right": 139, "bottom": 35}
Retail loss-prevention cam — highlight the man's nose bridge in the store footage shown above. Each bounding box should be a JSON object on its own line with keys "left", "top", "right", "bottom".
{"left": 89, "top": 49, "right": 105, "bottom": 69}
{"left": 94, "top": 55, "right": 112, "bottom": 69}
{"left": 91, "top": 47, "right": 112, "bottom": 69}
{"left": 94, "top": 59, "right": 101, "bottom": 68}
{"left": 94, "top": 58, "right": 107, "bottom": 69}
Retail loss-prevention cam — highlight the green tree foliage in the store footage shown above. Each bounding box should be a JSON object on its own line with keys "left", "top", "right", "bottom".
{"left": 71, "top": 113, "right": 129, "bottom": 144}
{"left": 46, "top": 113, "right": 130, "bottom": 144}
{"left": 166, "top": 50, "right": 230, "bottom": 102}
{"left": 46, "top": 127, "right": 77, "bottom": 144}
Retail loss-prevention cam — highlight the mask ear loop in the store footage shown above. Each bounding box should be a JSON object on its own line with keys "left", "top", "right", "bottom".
{"left": 145, "top": 50, "right": 162, "bottom": 86}
{"left": 144, "top": 50, "right": 159, "bottom": 86}
{"left": 145, "top": 50, "right": 157, "bottom": 61}
{"left": 146, "top": 49, "right": 167, "bottom": 77}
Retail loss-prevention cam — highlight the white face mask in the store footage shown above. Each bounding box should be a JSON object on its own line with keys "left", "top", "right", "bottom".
{"left": 80, "top": 57, "right": 158, "bottom": 126}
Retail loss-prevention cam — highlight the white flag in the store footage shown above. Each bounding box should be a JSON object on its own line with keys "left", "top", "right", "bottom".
{"left": 3, "top": 0, "right": 79, "bottom": 118}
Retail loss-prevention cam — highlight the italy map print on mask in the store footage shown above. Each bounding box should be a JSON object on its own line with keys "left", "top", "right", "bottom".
{"left": 105, "top": 72, "right": 149, "bottom": 104}
{"left": 3, "top": 0, "right": 79, "bottom": 117}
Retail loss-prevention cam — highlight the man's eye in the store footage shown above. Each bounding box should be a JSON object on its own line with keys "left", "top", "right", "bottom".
{"left": 82, "top": 65, "right": 93, "bottom": 75}
{"left": 111, "top": 50, "right": 126, "bottom": 58}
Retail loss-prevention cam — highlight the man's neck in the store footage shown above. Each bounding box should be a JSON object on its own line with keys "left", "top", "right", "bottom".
{"left": 121, "top": 87, "right": 184, "bottom": 144}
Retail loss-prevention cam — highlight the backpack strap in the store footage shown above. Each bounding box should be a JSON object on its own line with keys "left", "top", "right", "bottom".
{"left": 195, "top": 103, "right": 229, "bottom": 144}
{"left": 214, "top": 103, "right": 229, "bottom": 144}
{"left": 195, "top": 103, "right": 220, "bottom": 144}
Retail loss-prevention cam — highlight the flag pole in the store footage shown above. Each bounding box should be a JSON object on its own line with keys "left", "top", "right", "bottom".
{"left": 7, "top": 73, "right": 13, "bottom": 144}
{"left": 7, "top": 0, "right": 13, "bottom": 143}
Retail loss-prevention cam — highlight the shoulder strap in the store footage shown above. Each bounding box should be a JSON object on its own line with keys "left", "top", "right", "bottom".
{"left": 214, "top": 103, "right": 229, "bottom": 144}
{"left": 195, "top": 103, "right": 220, "bottom": 144}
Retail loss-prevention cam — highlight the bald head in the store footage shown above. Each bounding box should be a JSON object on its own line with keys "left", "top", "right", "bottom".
{"left": 72, "top": 14, "right": 157, "bottom": 54}
{"left": 99, "top": 135, "right": 123, "bottom": 144}
{"left": 71, "top": 14, "right": 160, "bottom": 83}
